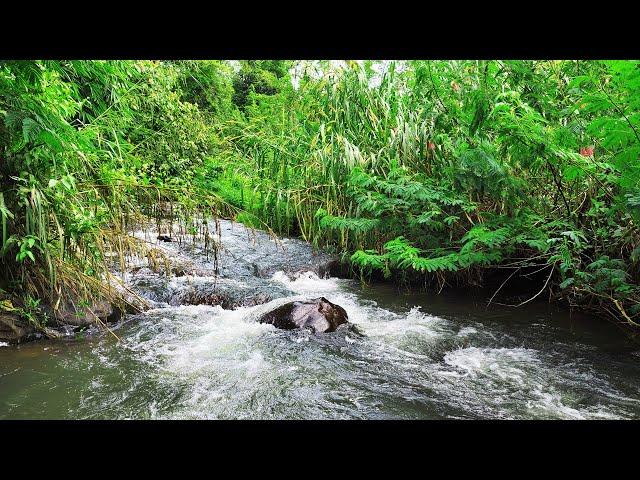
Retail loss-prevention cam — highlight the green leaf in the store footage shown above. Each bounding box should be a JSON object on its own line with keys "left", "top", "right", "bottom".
{"left": 559, "top": 278, "right": 575, "bottom": 289}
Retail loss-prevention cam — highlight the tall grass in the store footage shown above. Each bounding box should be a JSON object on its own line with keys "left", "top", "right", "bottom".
{"left": 0, "top": 60, "right": 236, "bottom": 331}
{"left": 2, "top": 59, "right": 639, "bottom": 332}
{"left": 221, "top": 60, "right": 640, "bottom": 328}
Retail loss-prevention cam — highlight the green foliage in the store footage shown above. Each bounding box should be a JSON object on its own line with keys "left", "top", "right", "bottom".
{"left": 3, "top": 59, "right": 640, "bottom": 330}
{"left": 172, "top": 60, "right": 235, "bottom": 116}
{"left": 0, "top": 60, "right": 233, "bottom": 321}
{"left": 221, "top": 59, "right": 640, "bottom": 327}
{"left": 20, "top": 294, "right": 44, "bottom": 327}
{"left": 316, "top": 208, "right": 380, "bottom": 234}
{"left": 232, "top": 60, "right": 291, "bottom": 111}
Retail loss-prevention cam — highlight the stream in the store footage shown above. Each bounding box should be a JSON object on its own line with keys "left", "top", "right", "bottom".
{"left": 1, "top": 220, "right": 640, "bottom": 419}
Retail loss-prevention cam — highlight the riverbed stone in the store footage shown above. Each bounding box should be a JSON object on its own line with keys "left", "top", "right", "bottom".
{"left": 130, "top": 274, "right": 292, "bottom": 309}
{"left": 0, "top": 312, "right": 36, "bottom": 343}
{"left": 51, "top": 300, "right": 118, "bottom": 327}
{"left": 42, "top": 326, "right": 64, "bottom": 339}
{"left": 258, "top": 297, "right": 348, "bottom": 333}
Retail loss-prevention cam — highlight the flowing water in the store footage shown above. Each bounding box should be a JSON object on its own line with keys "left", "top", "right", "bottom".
{"left": 1, "top": 221, "right": 640, "bottom": 419}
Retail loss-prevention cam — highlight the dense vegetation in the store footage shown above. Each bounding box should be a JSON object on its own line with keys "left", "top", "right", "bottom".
{"left": 1, "top": 60, "right": 639, "bottom": 332}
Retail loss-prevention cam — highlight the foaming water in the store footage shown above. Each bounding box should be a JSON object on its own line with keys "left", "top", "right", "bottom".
{"left": 2, "top": 264, "right": 640, "bottom": 419}
{"left": 271, "top": 271, "right": 343, "bottom": 294}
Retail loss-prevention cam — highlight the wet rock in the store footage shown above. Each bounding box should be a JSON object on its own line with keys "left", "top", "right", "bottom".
{"left": 128, "top": 219, "right": 344, "bottom": 282}
{"left": 130, "top": 257, "right": 194, "bottom": 277}
{"left": 176, "top": 280, "right": 292, "bottom": 309}
{"left": 42, "top": 327, "right": 64, "bottom": 339}
{"left": 124, "top": 220, "right": 347, "bottom": 314}
{"left": 213, "top": 221, "right": 341, "bottom": 280}
{"left": 51, "top": 300, "right": 120, "bottom": 327}
{"left": 177, "top": 291, "right": 275, "bottom": 309}
{"left": 128, "top": 266, "right": 154, "bottom": 276}
{"left": 130, "top": 275, "right": 292, "bottom": 310}
{"left": 258, "top": 297, "right": 348, "bottom": 333}
{"left": 171, "top": 263, "right": 192, "bottom": 277}
{"left": 0, "top": 313, "right": 36, "bottom": 343}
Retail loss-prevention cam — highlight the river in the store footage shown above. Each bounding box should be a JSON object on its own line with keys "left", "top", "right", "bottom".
{"left": 1, "top": 220, "right": 639, "bottom": 419}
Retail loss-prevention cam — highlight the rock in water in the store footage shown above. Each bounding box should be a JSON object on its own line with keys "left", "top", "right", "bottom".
{"left": 49, "top": 300, "right": 120, "bottom": 327}
{"left": 0, "top": 313, "right": 36, "bottom": 344}
{"left": 258, "top": 297, "right": 348, "bottom": 333}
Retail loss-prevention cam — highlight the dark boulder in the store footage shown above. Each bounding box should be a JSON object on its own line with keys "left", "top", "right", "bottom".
{"left": 258, "top": 297, "right": 348, "bottom": 333}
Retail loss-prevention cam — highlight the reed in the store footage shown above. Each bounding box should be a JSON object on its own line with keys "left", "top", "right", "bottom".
{"left": 220, "top": 60, "right": 640, "bottom": 328}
